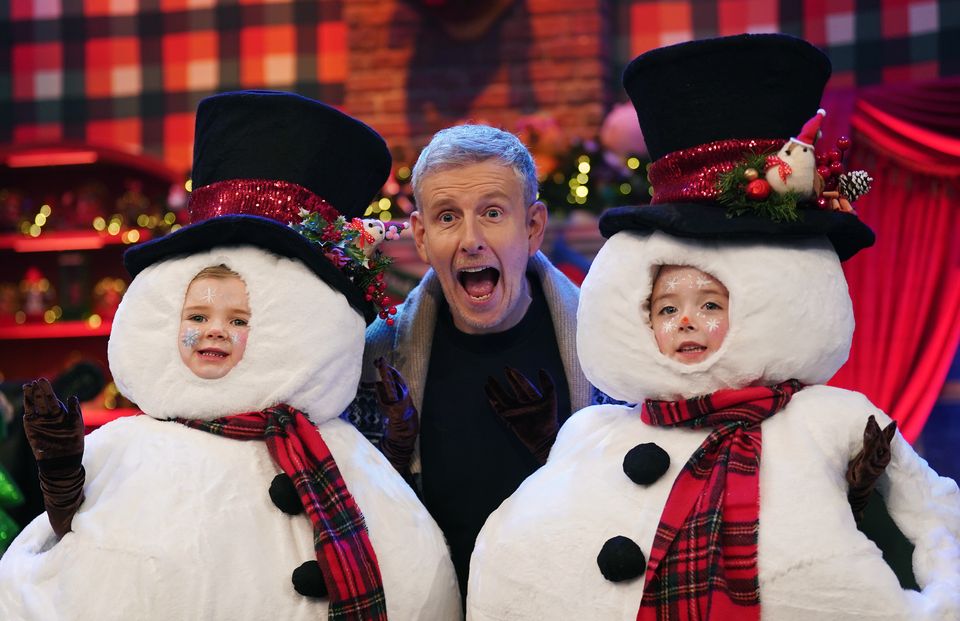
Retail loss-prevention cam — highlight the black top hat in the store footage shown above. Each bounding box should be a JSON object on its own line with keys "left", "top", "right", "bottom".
{"left": 600, "top": 34, "right": 874, "bottom": 261}
{"left": 124, "top": 91, "right": 392, "bottom": 323}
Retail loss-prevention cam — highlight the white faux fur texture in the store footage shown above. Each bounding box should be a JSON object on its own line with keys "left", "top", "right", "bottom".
{"left": 108, "top": 246, "right": 365, "bottom": 424}
{"left": 577, "top": 231, "right": 854, "bottom": 402}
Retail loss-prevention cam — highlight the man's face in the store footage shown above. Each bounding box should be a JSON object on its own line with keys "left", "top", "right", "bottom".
{"left": 411, "top": 160, "right": 546, "bottom": 334}
{"left": 650, "top": 265, "right": 729, "bottom": 364}
{"left": 178, "top": 275, "right": 251, "bottom": 379}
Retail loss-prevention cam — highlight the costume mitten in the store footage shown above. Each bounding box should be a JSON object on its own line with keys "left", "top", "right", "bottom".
{"left": 484, "top": 367, "right": 558, "bottom": 465}
{"left": 22, "top": 378, "right": 85, "bottom": 539}
{"left": 374, "top": 358, "right": 419, "bottom": 478}
{"left": 846, "top": 414, "right": 897, "bottom": 523}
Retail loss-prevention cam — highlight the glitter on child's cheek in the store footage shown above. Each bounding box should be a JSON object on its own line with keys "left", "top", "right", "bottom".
{"left": 229, "top": 332, "right": 240, "bottom": 344}
{"left": 660, "top": 317, "right": 677, "bottom": 334}
{"left": 181, "top": 328, "right": 200, "bottom": 348}
{"left": 706, "top": 318, "right": 721, "bottom": 332}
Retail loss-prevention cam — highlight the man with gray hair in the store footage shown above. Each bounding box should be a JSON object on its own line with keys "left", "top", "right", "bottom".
{"left": 345, "top": 124, "right": 592, "bottom": 605}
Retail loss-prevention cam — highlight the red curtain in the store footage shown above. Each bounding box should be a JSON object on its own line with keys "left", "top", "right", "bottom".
{"left": 829, "top": 77, "right": 960, "bottom": 444}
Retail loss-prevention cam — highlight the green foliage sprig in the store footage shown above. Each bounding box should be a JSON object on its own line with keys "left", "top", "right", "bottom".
{"left": 716, "top": 152, "right": 803, "bottom": 223}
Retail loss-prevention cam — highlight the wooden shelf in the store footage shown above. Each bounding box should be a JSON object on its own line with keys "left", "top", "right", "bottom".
{"left": 0, "top": 319, "right": 112, "bottom": 340}
{"left": 83, "top": 407, "right": 139, "bottom": 429}
{"left": 0, "top": 229, "right": 153, "bottom": 253}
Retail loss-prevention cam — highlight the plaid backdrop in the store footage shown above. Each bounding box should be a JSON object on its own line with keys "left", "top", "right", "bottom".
{"left": 613, "top": 0, "right": 959, "bottom": 93}
{"left": 3, "top": 0, "right": 958, "bottom": 173}
{"left": 3, "top": 0, "right": 346, "bottom": 173}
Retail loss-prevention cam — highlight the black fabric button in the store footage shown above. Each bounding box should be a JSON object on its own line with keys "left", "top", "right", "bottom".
{"left": 270, "top": 473, "right": 303, "bottom": 515}
{"left": 597, "top": 535, "right": 646, "bottom": 582}
{"left": 292, "top": 560, "right": 328, "bottom": 598}
{"left": 622, "top": 442, "right": 670, "bottom": 485}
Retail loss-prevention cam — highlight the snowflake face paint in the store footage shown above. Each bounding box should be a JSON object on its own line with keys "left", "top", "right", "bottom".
{"left": 178, "top": 274, "right": 251, "bottom": 379}
{"left": 650, "top": 265, "right": 729, "bottom": 364}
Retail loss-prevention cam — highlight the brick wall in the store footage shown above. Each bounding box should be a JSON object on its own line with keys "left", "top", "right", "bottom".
{"left": 344, "top": 0, "right": 612, "bottom": 159}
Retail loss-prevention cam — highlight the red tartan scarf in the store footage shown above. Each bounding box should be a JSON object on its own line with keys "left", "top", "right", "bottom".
{"left": 637, "top": 380, "right": 804, "bottom": 621}
{"left": 176, "top": 404, "right": 387, "bottom": 621}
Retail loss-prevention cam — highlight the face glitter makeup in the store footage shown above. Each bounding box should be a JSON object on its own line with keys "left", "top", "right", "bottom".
{"left": 182, "top": 328, "right": 200, "bottom": 348}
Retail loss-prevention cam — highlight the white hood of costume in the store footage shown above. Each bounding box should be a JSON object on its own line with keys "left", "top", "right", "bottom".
{"left": 108, "top": 245, "right": 365, "bottom": 424}
{"left": 577, "top": 230, "right": 854, "bottom": 402}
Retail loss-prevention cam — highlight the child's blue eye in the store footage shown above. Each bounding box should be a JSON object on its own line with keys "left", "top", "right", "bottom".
{"left": 231, "top": 318, "right": 248, "bottom": 327}
{"left": 189, "top": 314, "right": 206, "bottom": 322}
{"left": 703, "top": 302, "right": 722, "bottom": 311}
{"left": 658, "top": 306, "right": 677, "bottom": 315}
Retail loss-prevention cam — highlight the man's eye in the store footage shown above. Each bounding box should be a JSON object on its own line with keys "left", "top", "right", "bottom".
{"left": 485, "top": 208, "right": 502, "bottom": 218}
{"left": 439, "top": 213, "right": 455, "bottom": 224}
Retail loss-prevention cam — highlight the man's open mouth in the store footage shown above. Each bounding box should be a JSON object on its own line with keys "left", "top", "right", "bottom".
{"left": 198, "top": 349, "right": 228, "bottom": 359}
{"left": 458, "top": 266, "right": 500, "bottom": 301}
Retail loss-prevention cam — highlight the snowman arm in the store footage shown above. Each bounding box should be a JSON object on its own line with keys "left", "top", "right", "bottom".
{"left": 875, "top": 414, "right": 960, "bottom": 612}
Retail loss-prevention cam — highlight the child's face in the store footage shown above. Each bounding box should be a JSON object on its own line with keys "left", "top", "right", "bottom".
{"left": 650, "top": 265, "right": 729, "bottom": 364}
{"left": 178, "top": 276, "right": 251, "bottom": 379}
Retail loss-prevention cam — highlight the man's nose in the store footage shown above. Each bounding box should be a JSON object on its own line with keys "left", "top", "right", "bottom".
{"left": 459, "top": 219, "right": 486, "bottom": 253}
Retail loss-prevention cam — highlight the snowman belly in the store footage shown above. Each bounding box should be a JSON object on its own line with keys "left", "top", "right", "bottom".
{"left": 468, "top": 403, "right": 912, "bottom": 621}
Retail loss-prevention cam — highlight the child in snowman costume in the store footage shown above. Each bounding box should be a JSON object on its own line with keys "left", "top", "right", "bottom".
{"left": 467, "top": 34, "right": 960, "bottom": 621}
{"left": 0, "top": 91, "right": 461, "bottom": 621}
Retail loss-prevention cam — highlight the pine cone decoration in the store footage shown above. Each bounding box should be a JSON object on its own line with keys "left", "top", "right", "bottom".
{"left": 839, "top": 170, "right": 873, "bottom": 202}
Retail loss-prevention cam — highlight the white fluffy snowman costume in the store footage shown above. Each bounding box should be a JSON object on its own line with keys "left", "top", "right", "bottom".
{"left": 467, "top": 34, "right": 960, "bottom": 621}
{"left": 0, "top": 92, "right": 460, "bottom": 621}
{"left": 468, "top": 232, "right": 960, "bottom": 621}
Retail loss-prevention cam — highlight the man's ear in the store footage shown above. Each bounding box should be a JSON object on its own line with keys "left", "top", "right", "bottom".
{"left": 526, "top": 201, "right": 548, "bottom": 256}
{"left": 410, "top": 210, "right": 430, "bottom": 263}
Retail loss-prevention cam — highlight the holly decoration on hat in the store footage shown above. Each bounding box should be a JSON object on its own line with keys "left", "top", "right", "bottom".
{"left": 814, "top": 135, "right": 873, "bottom": 213}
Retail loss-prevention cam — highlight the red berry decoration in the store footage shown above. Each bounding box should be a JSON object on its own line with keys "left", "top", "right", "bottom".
{"left": 365, "top": 294, "right": 373, "bottom": 301}
{"left": 837, "top": 136, "right": 851, "bottom": 151}
{"left": 388, "top": 306, "right": 397, "bottom": 315}
{"left": 830, "top": 161, "right": 845, "bottom": 176}
{"left": 828, "top": 150, "right": 842, "bottom": 164}
{"left": 745, "top": 179, "right": 771, "bottom": 201}
{"left": 816, "top": 153, "right": 828, "bottom": 166}
{"left": 386, "top": 318, "right": 395, "bottom": 327}
{"left": 817, "top": 165, "right": 831, "bottom": 180}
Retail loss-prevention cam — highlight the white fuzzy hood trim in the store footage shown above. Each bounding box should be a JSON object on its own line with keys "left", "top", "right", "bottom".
{"left": 108, "top": 246, "right": 365, "bottom": 424}
{"left": 577, "top": 231, "right": 853, "bottom": 401}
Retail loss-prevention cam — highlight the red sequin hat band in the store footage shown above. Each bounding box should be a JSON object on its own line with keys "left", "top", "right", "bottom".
{"left": 189, "top": 178, "right": 340, "bottom": 225}
{"left": 647, "top": 138, "right": 784, "bottom": 205}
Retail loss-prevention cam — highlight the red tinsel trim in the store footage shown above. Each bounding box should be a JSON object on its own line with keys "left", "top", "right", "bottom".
{"left": 189, "top": 179, "right": 339, "bottom": 225}
{"left": 648, "top": 138, "right": 783, "bottom": 204}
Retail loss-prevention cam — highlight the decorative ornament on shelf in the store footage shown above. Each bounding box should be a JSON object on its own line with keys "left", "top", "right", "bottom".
{"left": 19, "top": 267, "right": 57, "bottom": 324}
{"left": 715, "top": 109, "right": 873, "bottom": 222}
{"left": 291, "top": 209, "right": 406, "bottom": 324}
{"left": 93, "top": 277, "right": 127, "bottom": 320}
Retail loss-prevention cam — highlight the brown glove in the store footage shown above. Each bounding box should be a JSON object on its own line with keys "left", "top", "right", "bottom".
{"left": 484, "top": 368, "right": 558, "bottom": 465}
{"left": 374, "top": 358, "right": 419, "bottom": 479}
{"left": 22, "top": 378, "right": 86, "bottom": 539}
{"left": 846, "top": 414, "right": 897, "bottom": 523}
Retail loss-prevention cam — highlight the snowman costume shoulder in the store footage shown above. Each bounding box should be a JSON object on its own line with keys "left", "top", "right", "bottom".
{"left": 0, "top": 246, "right": 461, "bottom": 621}
{"left": 468, "top": 231, "right": 960, "bottom": 621}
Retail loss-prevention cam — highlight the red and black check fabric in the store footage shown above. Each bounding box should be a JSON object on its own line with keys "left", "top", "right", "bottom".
{"left": 177, "top": 404, "right": 387, "bottom": 621}
{"left": 637, "top": 380, "right": 804, "bottom": 621}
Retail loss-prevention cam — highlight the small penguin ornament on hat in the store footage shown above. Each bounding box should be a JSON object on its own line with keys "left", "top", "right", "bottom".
{"left": 467, "top": 34, "right": 960, "bottom": 621}
{"left": 0, "top": 92, "right": 460, "bottom": 621}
